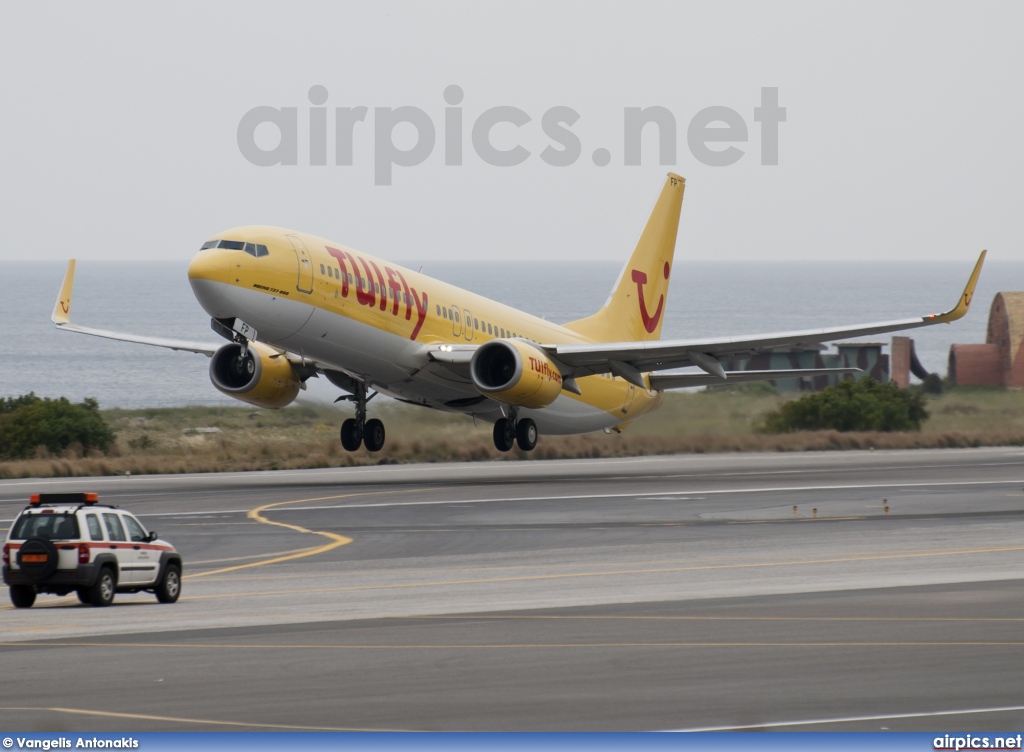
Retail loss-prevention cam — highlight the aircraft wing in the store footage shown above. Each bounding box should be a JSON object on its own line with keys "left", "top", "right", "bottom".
{"left": 54, "top": 322, "right": 220, "bottom": 355}
{"left": 545, "top": 251, "right": 986, "bottom": 385}
{"left": 648, "top": 368, "right": 859, "bottom": 390}
{"left": 52, "top": 259, "right": 224, "bottom": 356}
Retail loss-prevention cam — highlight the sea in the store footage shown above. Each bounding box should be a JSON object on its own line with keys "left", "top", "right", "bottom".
{"left": 1, "top": 259, "right": 1020, "bottom": 409}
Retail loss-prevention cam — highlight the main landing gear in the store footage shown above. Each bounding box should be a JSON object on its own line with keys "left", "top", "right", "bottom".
{"left": 493, "top": 407, "right": 538, "bottom": 453}
{"left": 337, "top": 382, "right": 385, "bottom": 452}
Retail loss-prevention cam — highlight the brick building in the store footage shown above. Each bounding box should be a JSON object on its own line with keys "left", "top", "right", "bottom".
{"left": 948, "top": 292, "right": 1024, "bottom": 387}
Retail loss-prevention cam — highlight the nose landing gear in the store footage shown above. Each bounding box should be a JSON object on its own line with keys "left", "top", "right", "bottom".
{"left": 336, "top": 382, "right": 385, "bottom": 452}
{"left": 492, "top": 407, "right": 538, "bottom": 452}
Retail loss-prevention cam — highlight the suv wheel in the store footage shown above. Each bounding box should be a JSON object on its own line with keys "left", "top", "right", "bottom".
{"left": 155, "top": 564, "right": 181, "bottom": 604}
{"left": 10, "top": 585, "right": 36, "bottom": 608}
{"left": 88, "top": 568, "right": 116, "bottom": 607}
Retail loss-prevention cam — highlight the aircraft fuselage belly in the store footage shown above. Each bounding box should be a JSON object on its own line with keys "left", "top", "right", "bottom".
{"left": 190, "top": 277, "right": 651, "bottom": 435}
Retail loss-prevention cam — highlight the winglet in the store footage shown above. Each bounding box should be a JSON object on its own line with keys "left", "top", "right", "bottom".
{"left": 928, "top": 250, "right": 986, "bottom": 324}
{"left": 52, "top": 259, "right": 76, "bottom": 325}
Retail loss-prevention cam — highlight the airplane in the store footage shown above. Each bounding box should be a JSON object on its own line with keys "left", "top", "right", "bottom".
{"left": 50, "top": 173, "right": 986, "bottom": 453}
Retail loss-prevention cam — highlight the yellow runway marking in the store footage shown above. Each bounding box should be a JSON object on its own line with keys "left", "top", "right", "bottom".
{"left": 180, "top": 544, "right": 1024, "bottom": 600}
{"left": 189, "top": 546, "right": 320, "bottom": 566}
{"left": 184, "top": 492, "right": 379, "bottom": 579}
{"left": 184, "top": 543, "right": 995, "bottom": 583}
{"left": 6, "top": 625, "right": 86, "bottom": 631}
{"left": 0, "top": 596, "right": 77, "bottom": 612}
{"left": 0, "top": 706, "right": 411, "bottom": 731}
{"left": 399, "top": 615, "right": 1024, "bottom": 622}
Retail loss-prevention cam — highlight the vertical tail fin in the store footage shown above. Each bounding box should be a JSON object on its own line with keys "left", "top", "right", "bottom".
{"left": 564, "top": 173, "right": 684, "bottom": 342}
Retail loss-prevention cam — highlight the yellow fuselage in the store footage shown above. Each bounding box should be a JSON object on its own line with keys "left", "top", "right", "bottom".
{"left": 188, "top": 226, "right": 663, "bottom": 433}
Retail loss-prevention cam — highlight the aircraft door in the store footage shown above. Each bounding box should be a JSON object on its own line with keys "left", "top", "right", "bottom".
{"left": 463, "top": 309, "right": 474, "bottom": 341}
{"left": 451, "top": 307, "right": 462, "bottom": 338}
{"left": 287, "top": 235, "right": 314, "bottom": 294}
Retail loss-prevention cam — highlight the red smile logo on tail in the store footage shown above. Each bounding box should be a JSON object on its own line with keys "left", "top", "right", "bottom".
{"left": 631, "top": 262, "right": 670, "bottom": 334}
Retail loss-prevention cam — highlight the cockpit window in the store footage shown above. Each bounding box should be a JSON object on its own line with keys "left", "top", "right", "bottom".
{"left": 199, "top": 240, "right": 270, "bottom": 257}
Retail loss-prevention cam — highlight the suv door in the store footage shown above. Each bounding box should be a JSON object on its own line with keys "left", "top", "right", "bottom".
{"left": 84, "top": 513, "right": 104, "bottom": 544}
{"left": 101, "top": 512, "right": 137, "bottom": 585}
{"left": 122, "top": 514, "right": 159, "bottom": 585}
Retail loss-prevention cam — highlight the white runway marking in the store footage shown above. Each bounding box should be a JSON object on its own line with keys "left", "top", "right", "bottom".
{"left": 665, "top": 704, "right": 1024, "bottom": 731}
{"left": 266, "top": 477, "right": 1024, "bottom": 512}
{"left": 83, "top": 476, "right": 1024, "bottom": 519}
{"left": 1, "top": 449, "right": 1023, "bottom": 492}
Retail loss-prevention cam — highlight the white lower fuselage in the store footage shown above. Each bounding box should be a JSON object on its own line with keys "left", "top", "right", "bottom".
{"left": 189, "top": 274, "right": 653, "bottom": 435}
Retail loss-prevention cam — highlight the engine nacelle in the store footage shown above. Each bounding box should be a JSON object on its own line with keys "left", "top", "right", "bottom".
{"left": 209, "top": 341, "right": 301, "bottom": 409}
{"left": 470, "top": 339, "right": 564, "bottom": 408}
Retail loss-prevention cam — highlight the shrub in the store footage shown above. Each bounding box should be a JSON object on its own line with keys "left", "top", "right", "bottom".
{"left": 760, "top": 378, "right": 929, "bottom": 433}
{"left": 921, "top": 373, "right": 945, "bottom": 395}
{"left": 0, "top": 393, "right": 115, "bottom": 459}
{"left": 127, "top": 434, "right": 156, "bottom": 450}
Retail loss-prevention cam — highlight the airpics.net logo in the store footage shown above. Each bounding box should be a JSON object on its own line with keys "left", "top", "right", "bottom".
{"left": 236, "top": 86, "right": 787, "bottom": 185}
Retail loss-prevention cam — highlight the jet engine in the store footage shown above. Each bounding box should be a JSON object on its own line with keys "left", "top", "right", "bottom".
{"left": 470, "top": 339, "right": 564, "bottom": 408}
{"left": 209, "top": 341, "right": 301, "bottom": 409}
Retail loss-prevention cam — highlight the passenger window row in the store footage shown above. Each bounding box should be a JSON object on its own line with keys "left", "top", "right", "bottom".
{"left": 433, "top": 304, "right": 534, "bottom": 341}
{"left": 319, "top": 265, "right": 413, "bottom": 304}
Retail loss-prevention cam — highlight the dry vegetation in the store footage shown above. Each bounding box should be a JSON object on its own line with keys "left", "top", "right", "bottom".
{"left": 3, "top": 385, "right": 1024, "bottom": 479}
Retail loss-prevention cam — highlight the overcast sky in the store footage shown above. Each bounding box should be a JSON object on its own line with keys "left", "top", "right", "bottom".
{"left": 1, "top": 1, "right": 1021, "bottom": 264}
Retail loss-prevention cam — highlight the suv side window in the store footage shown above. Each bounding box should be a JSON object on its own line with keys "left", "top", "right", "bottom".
{"left": 123, "top": 515, "right": 147, "bottom": 543}
{"left": 85, "top": 514, "right": 104, "bottom": 540}
{"left": 103, "top": 513, "right": 126, "bottom": 542}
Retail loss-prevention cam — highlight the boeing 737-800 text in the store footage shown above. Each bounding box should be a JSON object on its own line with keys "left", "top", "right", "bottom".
{"left": 51, "top": 174, "right": 985, "bottom": 453}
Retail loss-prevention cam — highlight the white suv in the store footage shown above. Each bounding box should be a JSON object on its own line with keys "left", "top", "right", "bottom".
{"left": 3, "top": 492, "right": 182, "bottom": 608}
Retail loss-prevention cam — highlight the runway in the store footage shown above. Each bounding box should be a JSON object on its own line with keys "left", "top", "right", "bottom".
{"left": 2, "top": 448, "right": 1023, "bottom": 731}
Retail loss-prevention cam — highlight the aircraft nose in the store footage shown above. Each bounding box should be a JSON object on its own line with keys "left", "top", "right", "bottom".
{"left": 188, "top": 249, "right": 235, "bottom": 319}
{"left": 187, "top": 249, "right": 230, "bottom": 283}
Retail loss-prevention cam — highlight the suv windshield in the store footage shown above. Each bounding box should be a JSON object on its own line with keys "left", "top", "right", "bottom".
{"left": 11, "top": 513, "right": 81, "bottom": 540}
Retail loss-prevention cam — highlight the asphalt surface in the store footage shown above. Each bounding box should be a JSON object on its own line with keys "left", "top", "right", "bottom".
{"left": 1, "top": 448, "right": 1023, "bottom": 731}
